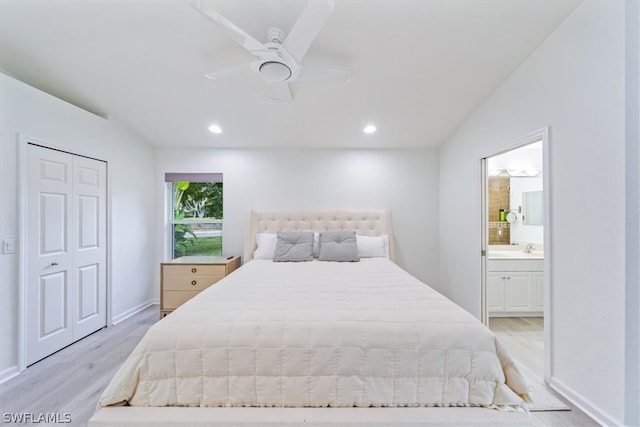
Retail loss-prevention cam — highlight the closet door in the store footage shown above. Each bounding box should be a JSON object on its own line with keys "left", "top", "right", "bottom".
{"left": 72, "top": 155, "right": 107, "bottom": 339}
{"left": 26, "top": 144, "right": 107, "bottom": 365}
{"left": 27, "top": 146, "right": 74, "bottom": 364}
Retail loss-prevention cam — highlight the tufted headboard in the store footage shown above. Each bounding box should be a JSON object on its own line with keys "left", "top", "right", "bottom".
{"left": 244, "top": 210, "right": 395, "bottom": 262}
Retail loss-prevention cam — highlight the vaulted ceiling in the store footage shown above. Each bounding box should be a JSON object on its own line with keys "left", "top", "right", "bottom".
{"left": 0, "top": 1, "right": 580, "bottom": 148}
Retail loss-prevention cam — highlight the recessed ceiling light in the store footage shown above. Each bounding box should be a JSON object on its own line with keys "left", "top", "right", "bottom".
{"left": 363, "top": 124, "right": 376, "bottom": 134}
{"left": 208, "top": 124, "right": 222, "bottom": 134}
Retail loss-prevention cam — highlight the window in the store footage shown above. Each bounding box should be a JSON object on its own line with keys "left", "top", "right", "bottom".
{"left": 165, "top": 173, "right": 223, "bottom": 258}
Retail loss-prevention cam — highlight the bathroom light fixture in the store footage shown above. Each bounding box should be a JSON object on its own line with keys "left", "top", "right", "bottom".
{"left": 208, "top": 124, "right": 222, "bottom": 134}
{"left": 363, "top": 124, "right": 376, "bottom": 134}
{"left": 508, "top": 169, "right": 542, "bottom": 177}
{"left": 489, "top": 168, "right": 541, "bottom": 178}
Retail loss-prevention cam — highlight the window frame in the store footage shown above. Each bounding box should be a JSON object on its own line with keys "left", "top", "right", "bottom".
{"left": 165, "top": 173, "right": 223, "bottom": 260}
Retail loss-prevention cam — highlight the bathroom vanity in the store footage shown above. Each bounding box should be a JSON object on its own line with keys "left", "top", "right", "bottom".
{"left": 487, "top": 246, "right": 543, "bottom": 316}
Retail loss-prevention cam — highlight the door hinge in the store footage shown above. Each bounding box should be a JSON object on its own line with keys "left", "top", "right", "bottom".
{"left": 481, "top": 249, "right": 486, "bottom": 256}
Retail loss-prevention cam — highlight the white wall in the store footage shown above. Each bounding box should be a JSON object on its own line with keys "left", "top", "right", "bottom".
{"left": 154, "top": 148, "right": 439, "bottom": 292}
{"left": 0, "top": 73, "right": 156, "bottom": 381}
{"left": 439, "top": 1, "right": 630, "bottom": 425}
{"left": 625, "top": 1, "right": 640, "bottom": 424}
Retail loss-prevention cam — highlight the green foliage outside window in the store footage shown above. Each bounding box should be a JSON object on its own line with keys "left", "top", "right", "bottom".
{"left": 172, "top": 181, "right": 223, "bottom": 258}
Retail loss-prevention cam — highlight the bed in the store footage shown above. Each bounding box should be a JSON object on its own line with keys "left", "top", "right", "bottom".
{"left": 89, "top": 210, "right": 533, "bottom": 426}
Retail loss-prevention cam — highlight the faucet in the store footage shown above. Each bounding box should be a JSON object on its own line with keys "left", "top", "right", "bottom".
{"left": 524, "top": 243, "right": 535, "bottom": 253}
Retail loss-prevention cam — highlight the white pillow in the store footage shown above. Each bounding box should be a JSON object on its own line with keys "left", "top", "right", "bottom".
{"left": 356, "top": 235, "right": 389, "bottom": 258}
{"left": 253, "top": 233, "right": 277, "bottom": 259}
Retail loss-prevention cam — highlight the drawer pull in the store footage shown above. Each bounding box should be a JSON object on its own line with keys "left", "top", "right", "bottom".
{"left": 191, "top": 280, "right": 197, "bottom": 286}
{"left": 191, "top": 267, "right": 197, "bottom": 273}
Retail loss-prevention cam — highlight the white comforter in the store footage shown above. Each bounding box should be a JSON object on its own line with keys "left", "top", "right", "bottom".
{"left": 99, "top": 259, "right": 529, "bottom": 409}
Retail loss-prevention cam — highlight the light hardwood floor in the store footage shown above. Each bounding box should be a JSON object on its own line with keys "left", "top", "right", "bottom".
{"left": 0, "top": 305, "right": 157, "bottom": 426}
{"left": 0, "top": 308, "right": 599, "bottom": 426}
{"left": 490, "top": 317, "right": 545, "bottom": 375}
{"left": 489, "top": 317, "right": 600, "bottom": 426}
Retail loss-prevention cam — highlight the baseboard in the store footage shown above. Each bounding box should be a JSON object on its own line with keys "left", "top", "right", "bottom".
{"left": 489, "top": 312, "right": 543, "bottom": 318}
{"left": 549, "top": 376, "right": 621, "bottom": 427}
{"left": 0, "top": 365, "right": 20, "bottom": 385}
{"left": 112, "top": 299, "right": 159, "bottom": 325}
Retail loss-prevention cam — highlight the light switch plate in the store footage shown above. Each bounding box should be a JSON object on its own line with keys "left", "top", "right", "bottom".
{"left": 3, "top": 239, "right": 16, "bottom": 254}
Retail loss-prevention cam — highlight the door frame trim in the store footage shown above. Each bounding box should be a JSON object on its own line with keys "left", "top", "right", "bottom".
{"left": 479, "top": 126, "right": 552, "bottom": 381}
{"left": 17, "top": 135, "right": 111, "bottom": 372}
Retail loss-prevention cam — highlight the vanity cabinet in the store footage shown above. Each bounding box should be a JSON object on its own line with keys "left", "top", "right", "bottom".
{"left": 486, "top": 272, "right": 506, "bottom": 312}
{"left": 487, "top": 260, "right": 543, "bottom": 316}
{"left": 488, "top": 271, "right": 531, "bottom": 312}
{"left": 533, "top": 272, "right": 544, "bottom": 312}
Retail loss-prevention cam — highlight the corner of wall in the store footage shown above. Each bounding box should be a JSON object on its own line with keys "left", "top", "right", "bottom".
{"left": 624, "top": 0, "right": 640, "bottom": 425}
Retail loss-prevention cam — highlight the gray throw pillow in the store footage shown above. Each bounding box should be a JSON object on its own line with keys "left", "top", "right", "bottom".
{"left": 318, "top": 230, "right": 360, "bottom": 262}
{"left": 273, "top": 231, "right": 314, "bottom": 262}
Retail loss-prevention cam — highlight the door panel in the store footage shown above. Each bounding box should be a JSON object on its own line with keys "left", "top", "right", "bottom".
{"left": 27, "top": 146, "right": 73, "bottom": 365}
{"left": 78, "top": 264, "right": 99, "bottom": 321}
{"left": 72, "top": 155, "right": 106, "bottom": 339}
{"left": 40, "top": 158, "right": 67, "bottom": 182}
{"left": 78, "top": 166, "right": 99, "bottom": 186}
{"left": 486, "top": 272, "right": 505, "bottom": 313}
{"left": 40, "top": 271, "right": 67, "bottom": 337}
{"left": 39, "top": 193, "right": 67, "bottom": 254}
{"left": 533, "top": 272, "right": 544, "bottom": 312}
{"left": 505, "top": 272, "right": 532, "bottom": 312}
{"left": 78, "top": 195, "right": 98, "bottom": 249}
{"left": 27, "top": 144, "right": 107, "bottom": 365}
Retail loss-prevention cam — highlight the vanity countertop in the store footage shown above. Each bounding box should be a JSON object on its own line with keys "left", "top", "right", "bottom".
{"left": 488, "top": 245, "right": 543, "bottom": 260}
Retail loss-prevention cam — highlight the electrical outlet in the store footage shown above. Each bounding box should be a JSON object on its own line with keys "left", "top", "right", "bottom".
{"left": 3, "top": 239, "right": 16, "bottom": 254}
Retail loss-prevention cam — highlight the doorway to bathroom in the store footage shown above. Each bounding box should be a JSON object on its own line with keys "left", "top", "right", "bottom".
{"left": 481, "top": 128, "right": 551, "bottom": 381}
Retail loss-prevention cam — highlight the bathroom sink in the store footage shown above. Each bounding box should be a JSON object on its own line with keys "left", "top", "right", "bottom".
{"left": 488, "top": 250, "right": 543, "bottom": 260}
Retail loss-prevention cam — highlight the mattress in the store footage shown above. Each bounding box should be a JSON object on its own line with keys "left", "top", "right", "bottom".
{"left": 98, "top": 258, "right": 529, "bottom": 409}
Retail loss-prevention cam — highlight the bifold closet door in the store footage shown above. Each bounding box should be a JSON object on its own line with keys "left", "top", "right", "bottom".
{"left": 26, "top": 144, "right": 107, "bottom": 365}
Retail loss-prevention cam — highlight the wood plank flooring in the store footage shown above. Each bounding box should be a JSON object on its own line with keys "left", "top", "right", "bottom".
{"left": 0, "top": 308, "right": 599, "bottom": 426}
{"left": 0, "top": 305, "right": 157, "bottom": 426}
{"left": 489, "top": 317, "right": 600, "bottom": 426}
{"left": 490, "top": 317, "right": 545, "bottom": 375}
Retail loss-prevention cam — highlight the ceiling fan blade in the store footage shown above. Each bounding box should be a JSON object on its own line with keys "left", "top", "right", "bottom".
{"left": 283, "top": 0, "right": 335, "bottom": 63}
{"left": 266, "top": 82, "right": 293, "bottom": 102}
{"left": 295, "top": 65, "right": 351, "bottom": 82}
{"left": 190, "top": 1, "right": 267, "bottom": 54}
{"left": 204, "top": 63, "right": 253, "bottom": 80}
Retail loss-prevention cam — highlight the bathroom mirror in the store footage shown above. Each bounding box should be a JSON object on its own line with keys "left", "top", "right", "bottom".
{"left": 522, "top": 190, "right": 543, "bottom": 225}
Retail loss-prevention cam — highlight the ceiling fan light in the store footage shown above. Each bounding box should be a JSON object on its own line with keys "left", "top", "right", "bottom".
{"left": 259, "top": 61, "right": 292, "bottom": 82}
{"left": 208, "top": 124, "right": 222, "bottom": 134}
{"left": 363, "top": 124, "right": 377, "bottom": 134}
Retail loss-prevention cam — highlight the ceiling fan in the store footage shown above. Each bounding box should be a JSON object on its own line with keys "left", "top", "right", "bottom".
{"left": 190, "top": 0, "right": 351, "bottom": 101}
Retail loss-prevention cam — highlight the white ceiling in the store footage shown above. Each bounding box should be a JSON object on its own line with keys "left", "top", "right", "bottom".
{"left": 0, "top": 0, "right": 580, "bottom": 149}
{"left": 488, "top": 141, "right": 543, "bottom": 171}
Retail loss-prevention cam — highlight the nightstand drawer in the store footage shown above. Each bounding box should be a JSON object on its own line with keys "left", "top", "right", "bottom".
{"left": 163, "top": 274, "right": 224, "bottom": 291}
{"left": 163, "top": 264, "right": 226, "bottom": 276}
{"left": 160, "top": 256, "right": 241, "bottom": 318}
{"left": 163, "top": 291, "right": 200, "bottom": 309}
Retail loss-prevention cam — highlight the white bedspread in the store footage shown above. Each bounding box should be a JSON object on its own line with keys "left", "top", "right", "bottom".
{"left": 98, "top": 259, "right": 529, "bottom": 409}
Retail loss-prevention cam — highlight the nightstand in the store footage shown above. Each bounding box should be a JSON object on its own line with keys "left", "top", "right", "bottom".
{"left": 160, "top": 256, "right": 241, "bottom": 317}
